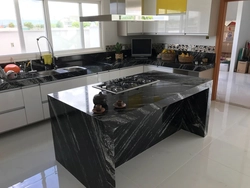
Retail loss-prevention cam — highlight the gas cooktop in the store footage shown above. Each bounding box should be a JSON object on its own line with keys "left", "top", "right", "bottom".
{"left": 93, "top": 75, "right": 160, "bottom": 94}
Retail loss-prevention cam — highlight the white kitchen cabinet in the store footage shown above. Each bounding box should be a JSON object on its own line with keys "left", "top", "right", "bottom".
{"left": 0, "top": 109, "right": 27, "bottom": 134}
{"left": 128, "top": 22, "right": 143, "bottom": 34}
{"left": 118, "top": 22, "right": 143, "bottom": 36}
{"left": 118, "top": 20, "right": 168, "bottom": 36}
{"left": 22, "top": 86, "right": 44, "bottom": 124}
{"left": 0, "top": 89, "right": 24, "bottom": 113}
{"left": 185, "top": 0, "right": 220, "bottom": 36}
{"left": 98, "top": 71, "right": 110, "bottom": 82}
{"left": 120, "top": 66, "right": 144, "bottom": 77}
{"left": 156, "top": 21, "right": 166, "bottom": 34}
{"left": 143, "top": 22, "right": 156, "bottom": 34}
{"left": 42, "top": 102, "right": 50, "bottom": 119}
{"left": 166, "top": 14, "right": 185, "bottom": 34}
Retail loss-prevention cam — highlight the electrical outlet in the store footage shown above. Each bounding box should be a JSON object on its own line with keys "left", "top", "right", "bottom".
{"left": 11, "top": 43, "right": 14, "bottom": 47}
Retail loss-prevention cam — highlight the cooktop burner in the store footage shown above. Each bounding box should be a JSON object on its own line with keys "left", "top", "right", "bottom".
{"left": 93, "top": 75, "right": 160, "bottom": 94}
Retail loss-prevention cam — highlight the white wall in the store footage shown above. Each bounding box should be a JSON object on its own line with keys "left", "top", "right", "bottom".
{"left": 226, "top": 2, "right": 238, "bottom": 21}
{"left": 230, "top": 1, "right": 250, "bottom": 72}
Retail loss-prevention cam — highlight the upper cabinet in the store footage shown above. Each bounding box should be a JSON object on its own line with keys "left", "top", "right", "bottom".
{"left": 117, "top": 0, "right": 219, "bottom": 36}
{"left": 118, "top": 21, "right": 144, "bottom": 36}
{"left": 127, "top": 21, "right": 144, "bottom": 35}
{"left": 165, "top": 14, "right": 185, "bottom": 34}
{"left": 156, "top": 0, "right": 187, "bottom": 14}
{"left": 185, "top": 0, "right": 220, "bottom": 36}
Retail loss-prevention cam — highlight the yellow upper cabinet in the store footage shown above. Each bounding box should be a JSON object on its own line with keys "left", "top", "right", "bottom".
{"left": 156, "top": 0, "right": 187, "bottom": 14}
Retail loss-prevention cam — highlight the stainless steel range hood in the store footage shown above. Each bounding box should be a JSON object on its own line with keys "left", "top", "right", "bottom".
{"left": 80, "top": 0, "right": 169, "bottom": 22}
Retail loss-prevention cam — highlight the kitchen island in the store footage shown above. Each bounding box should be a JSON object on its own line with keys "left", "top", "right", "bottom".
{"left": 48, "top": 71, "right": 212, "bottom": 188}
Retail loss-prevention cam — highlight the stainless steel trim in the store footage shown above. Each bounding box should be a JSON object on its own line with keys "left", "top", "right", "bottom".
{"left": 92, "top": 80, "right": 160, "bottom": 95}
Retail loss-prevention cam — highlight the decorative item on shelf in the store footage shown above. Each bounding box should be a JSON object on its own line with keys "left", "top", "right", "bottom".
{"left": 114, "top": 42, "right": 123, "bottom": 60}
{"left": 93, "top": 92, "right": 107, "bottom": 108}
{"left": 160, "top": 49, "right": 176, "bottom": 61}
{"left": 113, "top": 100, "right": 126, "bottom": 109}
{"left": 202, "top": 58, "right": 208, "bottom": 64}
{"left": 92, "top": 104, "right": 106, "bottom": 114}
{"left": 178, "top": 53, "right": 194, "bottom": 64}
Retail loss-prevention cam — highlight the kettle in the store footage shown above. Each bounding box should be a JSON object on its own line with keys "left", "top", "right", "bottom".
{"left": 93, "top": 92, "right": 107, "bottom": 107}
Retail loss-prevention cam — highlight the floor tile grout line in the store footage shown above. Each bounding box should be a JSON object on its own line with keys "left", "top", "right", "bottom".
{"left": 215, "top": 100, "right": 250, "bottom": 110}
{"left": 154, "top": 136, "right": 217, "bottom": 188}
{"left": 117, "top": 124, "right": 233, "bottom": 188}
{"left": 198, "top": 151, "right": 250, "bottom": 178}
{"left": 116, "top": 169, "right": 142, "bottom": 188}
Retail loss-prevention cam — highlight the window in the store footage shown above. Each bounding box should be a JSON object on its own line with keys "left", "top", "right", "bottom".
{"left": 19, "top": 0, "right": 47, "bottom": 53}
{"left": 82, "top": 3, "right": 100, "bottom": 48}
{"left": 49, "top": 2, "right": 81, "bottom": 51}
{"left": 0, "top": 0, "right": 21, "bottom": 55}
{"left": 0, "top": 0, "right": 102, "bottom": 59}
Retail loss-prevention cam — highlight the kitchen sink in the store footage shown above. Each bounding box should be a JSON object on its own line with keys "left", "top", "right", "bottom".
{"left": 37, "top": 66, "right": 87, "bottom": 77}
{"left": 59, "top": 66, "right": 87, "bottom": 72}
{"left": 37, "top": 70, "right": 58, "bottom": 76}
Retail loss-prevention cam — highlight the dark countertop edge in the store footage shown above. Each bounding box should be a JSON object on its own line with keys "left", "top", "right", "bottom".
{"left": 47, "top": 75, "right": 213, "bottom": 123}
{"left": 0, "top": 63, "right": 213, "bottom": 93}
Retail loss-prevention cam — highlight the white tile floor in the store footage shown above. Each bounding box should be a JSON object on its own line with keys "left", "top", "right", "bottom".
{"left": 217, "top": 71, "right": 250, "bottom": 108}
{"left": 0, "top": 100, "right": 250, "bottom": 188}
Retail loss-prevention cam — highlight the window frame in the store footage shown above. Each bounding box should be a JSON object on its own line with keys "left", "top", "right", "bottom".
{"left": 0, "top": 0, "right": 104, "bottom": 64}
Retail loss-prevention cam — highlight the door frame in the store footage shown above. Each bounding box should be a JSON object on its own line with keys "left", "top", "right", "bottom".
{"left": 212, "top": 0, "right": 246, "bottom": 100}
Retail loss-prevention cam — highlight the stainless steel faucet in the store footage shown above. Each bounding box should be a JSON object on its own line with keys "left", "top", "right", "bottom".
{"left": 37, "top": 36, "right": 57, "bottom": 69}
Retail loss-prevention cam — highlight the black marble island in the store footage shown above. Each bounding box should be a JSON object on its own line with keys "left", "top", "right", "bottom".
{"left": 48, "top": 71, "right": 212, "bottom": 188}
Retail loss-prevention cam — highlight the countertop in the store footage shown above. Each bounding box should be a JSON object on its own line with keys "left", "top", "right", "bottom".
{"left": 48, "top": 71, "right": 212, "bottom": 126}
{"left": 48, "top": 71, "right": 212, "bottom": 188}
{"left": 0, "top": 59, "right": 213, "bottom": 92}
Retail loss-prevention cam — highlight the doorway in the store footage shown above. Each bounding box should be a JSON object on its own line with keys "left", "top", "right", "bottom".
{"left": 213, "top": 0, "right": 250, "bottom": 108}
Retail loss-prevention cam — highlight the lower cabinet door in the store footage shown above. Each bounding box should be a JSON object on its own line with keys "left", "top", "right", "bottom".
{"left": 43, "top": 102, "right": 50, "bottom": 119}
{"left": 22, "top": 86, "right": 44, "bottom": 124}
{"left": 0, "top": 109, "right": 27, "bottom": 134}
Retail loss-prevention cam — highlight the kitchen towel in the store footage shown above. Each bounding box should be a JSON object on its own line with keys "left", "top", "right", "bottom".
{"left": 42, "top": 54, "right": 52, "bottom": 65}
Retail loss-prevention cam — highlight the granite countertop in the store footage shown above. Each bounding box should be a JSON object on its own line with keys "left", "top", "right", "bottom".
{"left": 48, "top": 71, "right": 212, "bottom": 126}
{"left": 0, "top": 59, "right": 213, "bottom": 92}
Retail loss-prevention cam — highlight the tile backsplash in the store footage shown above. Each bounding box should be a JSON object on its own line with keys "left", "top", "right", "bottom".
{"left": 106, "top": 43, "right": 215, "bottom": 54}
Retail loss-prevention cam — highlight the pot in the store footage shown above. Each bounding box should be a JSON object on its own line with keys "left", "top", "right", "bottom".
{"left": 4, "top": 64, "right": 20, "bottom": 73}
{"left": 93, "top": 92, "right": 107, "bottom": 106}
